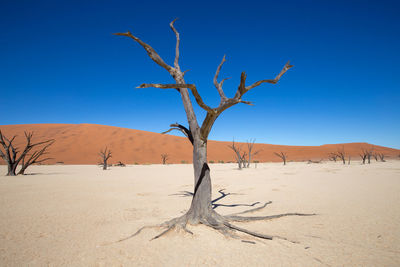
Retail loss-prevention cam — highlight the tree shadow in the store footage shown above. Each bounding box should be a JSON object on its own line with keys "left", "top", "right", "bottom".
{"left": 170, "top": 189, "right": 260, "bottom": 210}
{"left": 21, "top": 172, "right": 65, "bottom": 176}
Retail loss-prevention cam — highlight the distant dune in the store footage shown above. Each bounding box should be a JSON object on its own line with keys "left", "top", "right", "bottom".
{"left": 0, "top": 124, "right": 399, "bottom": 165}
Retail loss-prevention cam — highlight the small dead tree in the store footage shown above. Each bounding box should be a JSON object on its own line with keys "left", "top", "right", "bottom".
{"left": 378, "top": 153, "right": 386, "bottom": 162}
{"left": 274, "top": 152, "right": 287, "bottom": 165}
{"left": 246, "top": 139, "right": 261, "bottom": 168}
{"left": 114, "top": 19, "right": 313, "bottom": 242}
{"left": 161, "top": 153, "right": 169, "bottom": 164}
{"left": 372, "top": 153, "right": 379, "bottom": 161}
{"left": 228, "top": 140, "right": 245, "bottom": 169}
{"left": 99, "top": 147, "right": 112, "bottom": 170}
{"left": 336, "top": 147, "right": 346, "bottom": 165}
{"left": 0, "top": 131, "right": 54, "bottom": 176}
{"left": 18, "top": 140, "right": 55, "bottom": 175}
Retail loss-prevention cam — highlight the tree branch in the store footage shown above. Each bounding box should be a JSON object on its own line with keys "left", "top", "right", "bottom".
{"left": 138, "top": 83, "right": 213, "bottom": 112}
{"left": 170, "top": 18, "right": 180, "bottom": 70}
{"left": 234, "top": 61, "right": 293, "bottom": 99}
{"left": 113, "top": 32, "right": 174, "bottom": 74}
{"left": 162, "top": 123, "right": 194, "bottom": 144}
{"left": 213, "top": 55, "right": 228, "bottom": 100}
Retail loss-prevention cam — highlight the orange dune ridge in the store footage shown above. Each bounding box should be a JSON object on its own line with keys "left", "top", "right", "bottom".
{"left": 0, "top": 123, "right": 399, "bottom": 165}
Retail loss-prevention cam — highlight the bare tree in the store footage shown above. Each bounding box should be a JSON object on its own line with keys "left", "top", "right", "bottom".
{"left": 360, "top": 149, "right": 368, "bottom": 164}
{"left": 246, "top": 139, "right": 261, "bottom": 168}
{"left": 114, "top": 20, "right": 313, "bottom": 241}
{"left": 328, "top": 152, "right": 338, "bottom": 162}
{"left": 0, "top": 131, "right": 54, "bottom": 176}
{"left": 161, "top": 153, "right": 169, "bottom": 165}
{"left": 372, "top": 153, "right": 379, "bottom": 162}
{"left": 228, "top": 140, "right": 245, "bottom": 169}
{"left": 274, "top": 152, "right": 287, "bottom": 165}
{"left": 377, "top": 153, "right": 386, "bottom": 162}
{"left": 18, "top": 140, "right": 55, "bottom": 175}
{"left": 336, "top": 147, "right": 346, "bottom": 165}
{"left": 366, "top": 150, "right": 372, "bottom": 164}
{"left": 99, "top": 147, "right": 112, "bottom": 170}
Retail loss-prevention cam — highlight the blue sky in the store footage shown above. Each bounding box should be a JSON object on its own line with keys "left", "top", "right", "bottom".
{"left": 1, "top": 0, "right": 399, "bottom": 148}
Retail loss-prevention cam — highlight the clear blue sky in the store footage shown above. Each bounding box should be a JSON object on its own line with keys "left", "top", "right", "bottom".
{"left": 1, "top": 0, "right": 399, "bottom": 148}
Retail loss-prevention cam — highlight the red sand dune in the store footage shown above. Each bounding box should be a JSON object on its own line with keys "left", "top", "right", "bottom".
{"left": 0, "top": 123, "right": 399, "bottom": 165}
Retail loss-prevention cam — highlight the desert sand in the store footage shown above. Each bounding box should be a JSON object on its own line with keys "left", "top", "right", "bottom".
{"left": 0, "top": 124, "right": 399, "bottom": 165}
{"left": 1, "top": 161, "right": 399, "bottom": 266}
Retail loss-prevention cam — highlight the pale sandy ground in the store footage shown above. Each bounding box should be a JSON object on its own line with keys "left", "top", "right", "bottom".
{"left": 0, "top": 161, "right": 399, "bottom": 266}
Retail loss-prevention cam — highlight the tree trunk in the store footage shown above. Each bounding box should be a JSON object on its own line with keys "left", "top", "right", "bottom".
{"left": 7, "top": 163, "right": 18, "bottom": 176}
{"left": 186, "top": 139, "right": 212, "bottom": 224}
{"left": 103, "top": 160, "right": 107, "bottom": 170}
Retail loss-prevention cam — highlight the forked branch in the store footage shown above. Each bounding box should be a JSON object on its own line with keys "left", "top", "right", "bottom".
{"left": 137, "top": 83, "right": 213, "bottom": 112}
{"left": 213, "top": 55, "right": 229, "bottom": 100}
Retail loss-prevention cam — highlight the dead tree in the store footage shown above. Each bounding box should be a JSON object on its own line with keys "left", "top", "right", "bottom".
{"left": 336, "top": 147, "right": 346, "bottom": 165}
{"left": 360, "top": 149, "right": 368, "bottom": 164}
{"left": 328, "top": 152, "right": 338, "bottom": 162}
{"left": 366, "top": 150, "right": 372, "bottom": 164}
{"left": 161, "top": 153, "right": 169, "bottom": 164}
{"left": 228, "top": 140, "right": 245, "bottom": 169}
{"left": 241, "top": 151, "right": 248, "bottom": 168}
{"left": 274, "top": 152, "right": 287, "bottom": 165}
{"left": 246, "top": 139, "right": 261, "bottom": 168}
{"left": 18, "top": 140, "right": 55, "bottom": 175}
{"left": 359, "top": 148, "right": 373, "bottom": 164}
{"left": 114, "top": 20, "right": 313, "bottom": 241}
{"left": 378, "top": 153, "right": 386, "bottom": 162}
{"left": 0, "top": 131, "right": 54, "bottom": 176}
{"left": 99, "top": 147, "right": 112, "bottom": 170}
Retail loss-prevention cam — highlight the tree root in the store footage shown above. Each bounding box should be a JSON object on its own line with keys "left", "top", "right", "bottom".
{"left": 104, "top": 201, "right": 316, "bottom": 245}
